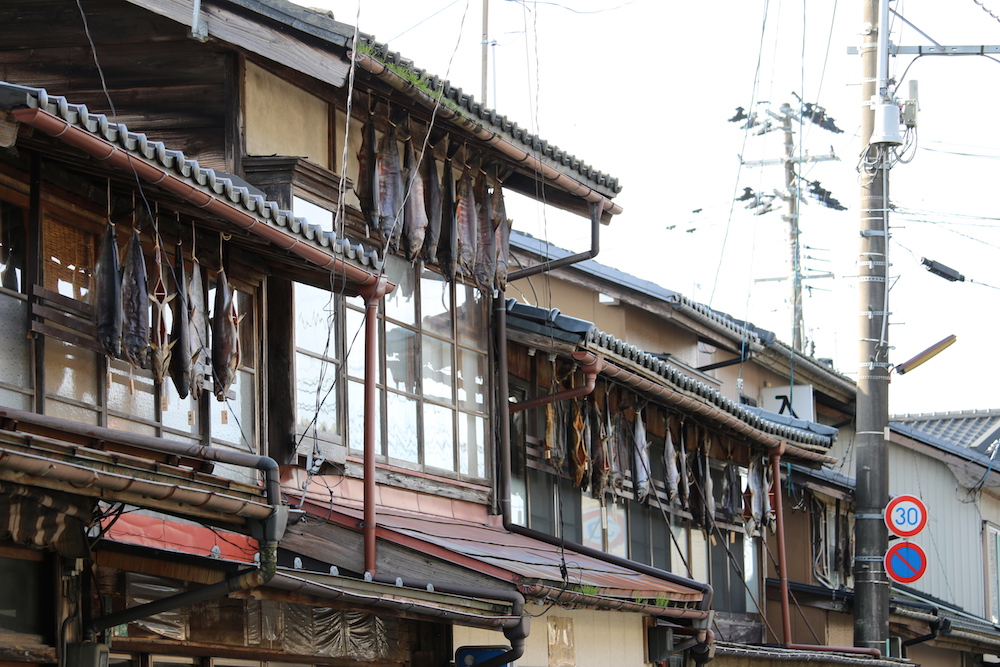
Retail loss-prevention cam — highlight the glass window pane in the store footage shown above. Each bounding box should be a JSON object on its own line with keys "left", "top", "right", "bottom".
{"left": 296, "top": 352, "right": 338, "bottom": 438}
{"left": 581, "top": 495, "right": 604, "bottom": 551}
{"left": 607, "top": 502, "right": 627, "bottom": 557}
{"left": 295, "top": 282, "right": 337, "bottom": 356}
{"left": 458, "top": 412, "right": 486, "bottom": 477}
{"left": 385, "top": 321, "right": 418, "bottom": 394}
{"left": 46, "top": 399, "right": 98, "bottom": 425}
{"left": 455, "top": 283, "right": 486, "bottom": 349}
{"left": 386, "top": 391, "right": 419, "bottom": 464}
{"left": 348, "top": 378, "right": 380, "bottom": 454}
{"left": 383, "top": 255, "right": 416, "bottom": 325}
{"left": 511, "top": 476, "right": 528, "bottom": 527}
{"left": 629, "top": 502, "right": 651, "bottom": 564}
{"left": 211, "top": 370, "right": 255, "bottom": 450}
{"left": 0, "top": 295, "right": 29, "bottom": 387}
{"left": 1, "top": 201, "right": 27, "bottom": 294}
{"left": 344, "top": 305, "right": 370, "bottom": 380}
{"left": 160, "top": 376, "right": 198, "bottom": 435}
{"left": 420, "top": 269, "right": 452, "bottom": 337}
{"left": 237, "top": 290, "right": 256, "bottom": 371}
{"left": 294, "top": 196, "right": 334, "bottom": 233}
{"left": 422, "top": 335, "right": 453, "bottom": 402}
{"left": 458, "top": 348, "right": 486, "bottom": 411}
{"left": 107, "top": 358, "right": 156, "bottom": 421}
{"left": 44, "top": 339, "right": 97, "bottom": 404}
{"left": 423, "top": 403, "right": 454, "bottom": 471}
{"left": 43, "top": 215, "right": 94, "bottom": 302}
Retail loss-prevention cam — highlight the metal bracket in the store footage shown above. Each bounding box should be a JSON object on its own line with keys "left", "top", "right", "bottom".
{"left": 860, "top": 229, "right": 887, "bottom": 237}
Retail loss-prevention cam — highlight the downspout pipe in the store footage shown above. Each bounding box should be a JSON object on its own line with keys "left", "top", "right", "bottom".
{"left": 372, "top": 576, "right": 529, "bottom": 667}
{"left": 359, "top": 277, "right": 391, "bottom": 577}
{"left": 901, "top": 618, "right": 947, "bottom": 659}
{"left": 508, "top": 350, "right": 604, "bottom": 414}
{"left": 508, "top": 200, "right": 603, "bottom": 282}
{"left": 493, "top": 295, "right": 715, "bottom": 620}
{"left": 769, "top": 446, "right": 883, "bottom": 659}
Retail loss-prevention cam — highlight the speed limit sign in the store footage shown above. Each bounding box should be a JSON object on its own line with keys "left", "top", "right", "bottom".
{"left": 884, "top": 495, "right": 928, "bottom": 538}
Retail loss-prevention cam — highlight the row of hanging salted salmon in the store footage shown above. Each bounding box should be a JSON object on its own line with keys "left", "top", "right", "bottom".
{"left": 357, "top": 114, "right": 512, "bottom": 295}
{"left": 94, "top": 213, "right": 238, "bottom": 403}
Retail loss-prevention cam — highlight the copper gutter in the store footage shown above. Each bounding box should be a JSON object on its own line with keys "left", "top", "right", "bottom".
{"left": 351, "top": 53, "right": 622, "bottom": 218}
{"left": 359, "top": 277, "right": 391, "bottom": 576}
{"left": 508, "top": 350, "right": 604, "bottom": 414}
{"left": 0, "top": 405, "right": 281, "bottom": 506}
{"left": 594, "top": 358, "right": 836, "bottom": 463}
{"left": 769, "top": 445, "right": 883, "bottom": 659}
{"left": 519, "top": 583, "right": 708, "bottom": 620}
{"left": 11, "top": 106, "right": 387, "bottom": 287}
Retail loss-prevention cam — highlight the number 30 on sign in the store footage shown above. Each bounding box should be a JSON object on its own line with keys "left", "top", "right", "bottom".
{"left": 884, "top": 495, "right": 927, "bottom": 538}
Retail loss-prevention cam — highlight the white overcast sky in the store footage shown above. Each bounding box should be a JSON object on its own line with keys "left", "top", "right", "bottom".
{"left": 303, "top": 0, "right": 1000, "bottom": 416}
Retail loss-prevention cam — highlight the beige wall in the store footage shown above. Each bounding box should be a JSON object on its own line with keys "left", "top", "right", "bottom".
{"left": 244, "top": 61, "right": 330, "bottom": 168}
{"left": 453, "top": 606, "right": 647, "bottom": 667}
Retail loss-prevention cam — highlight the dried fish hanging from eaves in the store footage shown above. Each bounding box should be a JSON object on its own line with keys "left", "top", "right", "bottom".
{"left": 472, "top": 168, "right": 496, "bottom": 295}
{"left": 590, "top": 397, "right": 611, "bottom": 499}
{"left": 401, "top": 124, "right": 429, "bottom": 262}
{"left": 745, "top": 452, "right": 766, "bottom": 537}
{"left": 455, "top": 160, "right": 477, "bottom": 279}
{"left": 212, "top": 235, "right": 240, "bottom": 401}
{"left": 687, "top": 428, "right": 707, "bottom": 529}
{"left": 148, "top": 210, "right": 174, "bottom": 386}
{"left": 420, "top": 139, "right": 443, "bottom": 264}
{"left": 609, "top": 405, "right": 629, "bottom": 496}
{"left": 168, "top": 232, "right": 192, "bottom": 399}
{"left": 356, "top": 105, "right": 379, "bottom": 236}
{"left": 632, "top": 406, "right": 651, "bottom": 503}
{"left": 492, "top": 173, "right": 511, "bottom": 293}
{"left": 543, "top": 381, "right": 567, "bottom": 471}
{"left": 187, "top": 228, "right": 209, "bottom": 402}
{"left": 663, "top": 415, "right": 680, "bottom": 503}
{"left": 569, "top": 397, "right": 590, "bottom": 489}
{"left": 94, "top": 214, "right": 122, "bottom": 359}
{"left": 720, "top": 445, "right": 744, "bottom": 524}
{"left": 376, "top": 118, "right": 405, "bottom": 251}
{"left": 121, "top": 210, "right": 150, "bottom": 370}
{"left": 436, "top": 147, "right": 459, "bottom": 282}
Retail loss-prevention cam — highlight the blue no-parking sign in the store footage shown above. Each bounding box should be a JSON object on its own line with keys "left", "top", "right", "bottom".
{"left": 885, "top": 541, "right": 927, "bottom": 584}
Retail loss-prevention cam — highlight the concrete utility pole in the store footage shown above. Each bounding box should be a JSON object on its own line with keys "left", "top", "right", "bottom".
{"left": 481, "top": 0, "right": 489, "bottom": 105}
{"left": 779, "top": 103, "right": 805, "bottom": 352}
{"left": 854, "top": 0, "right": 891, "bottom": 653}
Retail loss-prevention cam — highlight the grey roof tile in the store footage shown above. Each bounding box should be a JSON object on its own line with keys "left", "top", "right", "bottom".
{"left": 0, "top": 82, "right": 383, "bottom": 273}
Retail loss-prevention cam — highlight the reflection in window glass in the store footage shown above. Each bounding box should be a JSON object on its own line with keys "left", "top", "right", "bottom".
{"left": 581, "top": 495, "right": 603, "bottom": 551}
{"left": 45, "top": 339, "right": 98, "bottom": 404}
{"left": 420, "top": 269, "right": 451, "bottom": 336}
{"left": 348, "top": 379, "right": 381, "bottom": 455}
{"left": 458, "top": 412, "right": 485, "bottom": 477}
{"left": 455, "top": 283, "right": 485, "bottom": 349}
{"left": 296, "top": 353, "right": 337, "bottom": 437}
{"left": 423, "top": 403, "right": 453, "bottom": 470}
{"left": 421, "top": 335, "right": 452, "bottom": 402}
{"left": 607, "top": 502, "right": 627, "bottom": 557}
{"left": 385, "top": 321, "right": 417, "bottom": 394}
{"left": 386, "top": 391, "right": 419, "bottom": 463}
{"left": 211, "top": 370, "right": 254, "bottom": 448}
{"left": 295, "top": 283, "right": 337, "bottom": 352}
{"left": 107, "top": 358, "right": 156, "bottom": 421}
{"left": 384, "top": 255, "right": 416, "bottom": 325}
{"left": 457, "top": 347, "right": 485, "bottom": 411}
{"left": 345, "top": 304, "right": 368, "bottom": 380}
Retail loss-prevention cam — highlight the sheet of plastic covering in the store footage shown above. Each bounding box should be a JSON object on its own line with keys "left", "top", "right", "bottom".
{"left": 125, "top": 573, "right": 187, "bottom": 640}
{"left": 283, "top": 604, "right": 401, "bottom": 660}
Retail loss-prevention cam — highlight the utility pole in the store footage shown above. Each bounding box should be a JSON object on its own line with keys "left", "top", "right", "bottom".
{"left": 481, "top": 0, "right": 489, "bottom": 105}
{"left": 854, "top": 0, "right": 891, "bottom": 653}
{"left": 738, "top": 105, "right": 839, "bottom": 353}
{"left": 779, "top": 103, "right": 805, "bottom": 352}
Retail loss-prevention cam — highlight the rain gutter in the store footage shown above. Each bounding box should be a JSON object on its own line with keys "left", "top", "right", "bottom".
{"left": 508, "top": 350, "right": 604, "bottom": 414}
{"left": 10, "top": 106, "right": 387, "bottom": 288}
{"left": 770, "top": 445, "right": 882, "bottom": 659}
{"left": 351, "top": 53, "right": 622, "bottom": 218}
{"left": 0, "top": 405, "right": 281, "bottom": 507}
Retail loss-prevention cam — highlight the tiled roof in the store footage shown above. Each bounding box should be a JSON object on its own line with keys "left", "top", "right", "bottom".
{"left": 891, "top": 409, "right": 1000, "bottom": 457}
{"left": 505, "top": 299, "right": 835, "bottom": 450}
{"left": 509, "top": 230, "right": 856, "bottom": 395}
{"left": 225, "top": 0, "right": 621, "bottom": 196}
{"left": 0, "top": 82, "right": 383, "bottom": 272}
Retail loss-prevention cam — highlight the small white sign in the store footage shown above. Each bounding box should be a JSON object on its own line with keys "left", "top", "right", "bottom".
{"left": 760, "top": 385, "right": 815, "bottom": 421}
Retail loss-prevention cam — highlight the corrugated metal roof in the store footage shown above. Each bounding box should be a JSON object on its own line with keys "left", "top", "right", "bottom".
{"left": 0, "top": 82, "right": 383, "bottom": 273}
{"left": 504, "top": 299, "right": 836, "bottom": 450}
{"left": 299, "top": 499, "right": 704, "bottom": 605}
{"left": 213, "top": 0, "right": 620, "bottom": 197}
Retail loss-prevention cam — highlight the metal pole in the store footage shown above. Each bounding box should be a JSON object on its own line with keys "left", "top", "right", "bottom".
{"left": 481, "top": 0, "right": 489, "bottom": 105}
{"left": 854, "top": 0, "right": 890, "bottom": 652}
{"left": 780, "top": 102, "right": 804, "bottom": 352}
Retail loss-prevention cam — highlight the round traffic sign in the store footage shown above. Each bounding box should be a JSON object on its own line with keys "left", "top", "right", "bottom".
{"left": 884, "top": 495, "right": 927, "bottom": 538}
{"left": 885, "top": 541, "right": 927, "bottom": 584}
